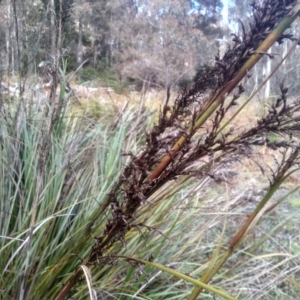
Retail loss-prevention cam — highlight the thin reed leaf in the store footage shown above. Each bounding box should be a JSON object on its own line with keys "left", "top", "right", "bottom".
{"left": 119, "top": 256, "right": 237, "bottom": 300}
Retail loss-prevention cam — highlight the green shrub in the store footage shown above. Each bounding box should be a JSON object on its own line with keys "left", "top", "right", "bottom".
{"left": 78, "top": 64, "right": 129, "bottom": 93}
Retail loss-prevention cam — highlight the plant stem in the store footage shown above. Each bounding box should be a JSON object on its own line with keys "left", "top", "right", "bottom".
{"left": 148, "top": 14, "right": 298, "bottom": 183}
{"left": 188, "top": 168, "right": 299, "bottom": 300}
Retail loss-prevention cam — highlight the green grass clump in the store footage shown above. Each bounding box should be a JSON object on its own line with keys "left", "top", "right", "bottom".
{"left": 0, "top": 92, "right": 147, "bottom": 298}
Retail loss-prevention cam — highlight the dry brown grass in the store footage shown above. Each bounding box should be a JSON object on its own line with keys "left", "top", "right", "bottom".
{"left": 69, "top": 83, "right": 299, "bottom": 193}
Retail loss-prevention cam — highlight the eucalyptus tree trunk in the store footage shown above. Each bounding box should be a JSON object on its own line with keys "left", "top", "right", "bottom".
{"left": 77, "top": 14, "right": 83, "bottom": 67}
{"left": 264, "top": 47, "right": 272, "bottom": 100}
{"left": 56, "top": 0, "right": 62, "bottom": 56}
{"left": 282, "top": 39, "right": 288, "bottom": 75}
{"left": 93, "top": 39, "right": 98, "bottom": 68}
{"left": 6, "top": 0, "right": 12, "bottom": 74}
{"left": 222, "top": 0, "right": 229, "bottom": 27}
{"left": 50, "top": 0, "right": 56, "bottom": 58}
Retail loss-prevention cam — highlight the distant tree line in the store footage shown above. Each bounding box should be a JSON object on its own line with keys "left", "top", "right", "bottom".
{"left": 0, "top": 0, "right": 224, "bottom": 89}
{"left": 1, "top": 0, "right": 300, "bottom": 95}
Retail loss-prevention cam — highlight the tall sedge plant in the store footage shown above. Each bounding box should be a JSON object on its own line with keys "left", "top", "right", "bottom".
{"left": 53, "top": 1, "right": 300, "bottom": 299}
{"left": 148, "top": 5, "right": 299, "bottom": 182}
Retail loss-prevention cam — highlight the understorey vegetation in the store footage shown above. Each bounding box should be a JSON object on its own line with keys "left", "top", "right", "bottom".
{"left": 1, "top": 1, "right": 300, "bottom": 300}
